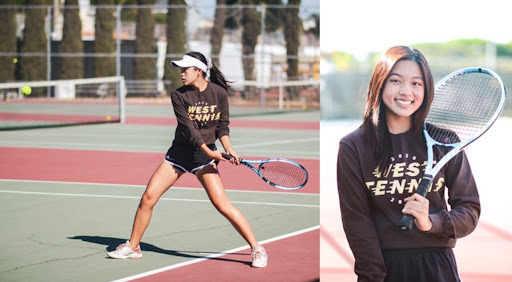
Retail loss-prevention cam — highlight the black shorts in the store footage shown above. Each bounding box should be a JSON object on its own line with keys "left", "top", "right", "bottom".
{"left": 164, "top": 143, "right": 217, "bottom": 174}
{"left": 382, "top": 247, "right": 460, "bottom": 282}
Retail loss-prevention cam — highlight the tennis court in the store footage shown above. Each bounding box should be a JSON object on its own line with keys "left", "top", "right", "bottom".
{"left": 0, "top": 99, "right": 320, "bottom": 281}
{"left": 320, "top": 118, "right": 512, "bottom": 282}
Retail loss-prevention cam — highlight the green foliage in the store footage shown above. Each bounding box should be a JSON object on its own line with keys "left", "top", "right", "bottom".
{"left": 241, "top": 0, "right": 261, "bottom": 80}
{"left": 210, "top": 0, "right": 227, "bottom": 67}
{"left": 20, "top": 0, "right": 48, "bottom": 87}
{"left": 163, "top": 0, "right": 186, "bottom": 93}
{"left": 154, "top": 13, "right": 166, "bottom": 24}
{"left": 284, "top": 0, "right": 301, "bottom": 80}
{"left": 134, "top": 0, "right": 156, "bottom": 81}
{"left": 224, "top": 0, "right": 282, "bottom": 32}
{"left": 0, "top": 0, "right": 17, "bottom": 82}
{"left": 224, "top": 0, "right": 240, "bottom": 29}
{"left": 497, "top": 43, "right": 512, "bottom": 57}
{"left": 59, "top": 0, "right": 83, "bottom": 79}
{"left": 15, "top": 0, "right": 51, "bottom": 4}
{"left": 94, "top": 0, "right": 116, "bottom": 77}
{"left": 262, "top": 0, "right": 284, "bottom": 32}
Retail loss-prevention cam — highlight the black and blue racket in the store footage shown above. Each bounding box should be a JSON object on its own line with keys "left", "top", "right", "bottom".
{"left": 222, "top": 153, "right": 308, "bottom": 190}
{"left": 398, "top": 67, "right": 506, "bottom": 231}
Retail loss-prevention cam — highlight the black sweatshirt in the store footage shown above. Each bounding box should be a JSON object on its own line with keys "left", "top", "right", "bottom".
{"left": 170, "top": 82, "right": 230, "bottom": 148}
{"left": 337, "top": 127, "right": 480, "bottom": 281}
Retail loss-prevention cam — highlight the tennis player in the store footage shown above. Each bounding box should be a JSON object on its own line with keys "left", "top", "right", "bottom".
{"left": 108, "top": 51, "right": 267, "bottom": 268}
{"left": 337, "top": 46, "right": 480, "bottom": 281}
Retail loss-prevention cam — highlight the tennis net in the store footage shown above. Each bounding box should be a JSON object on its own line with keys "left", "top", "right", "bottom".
{"left": 0, "top": 76, "right": 126, "bottom": 130}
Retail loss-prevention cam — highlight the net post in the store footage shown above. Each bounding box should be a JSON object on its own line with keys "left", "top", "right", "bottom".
{"left": 118, "top": 76, "right": 126, "bottom": 124}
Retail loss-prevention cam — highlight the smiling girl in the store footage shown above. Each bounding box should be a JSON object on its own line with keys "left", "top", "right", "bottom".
{"left": 337, "top": 46, "right": 480, "bottom": 281}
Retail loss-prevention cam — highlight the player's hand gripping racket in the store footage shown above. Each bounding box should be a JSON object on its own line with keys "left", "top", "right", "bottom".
{"left": 222, "top": 153, "right": 308, "bottom": 190}
{"left": 398, "top": 67, "right": 506, "bottom": 231}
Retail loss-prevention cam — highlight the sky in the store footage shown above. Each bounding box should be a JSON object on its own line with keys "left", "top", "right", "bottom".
{"left": 321, "top": 0, "right": 512, "bottom": 58}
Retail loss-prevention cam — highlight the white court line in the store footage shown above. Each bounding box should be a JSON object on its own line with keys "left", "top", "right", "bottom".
{"left": 0, "top": 179, "right": 318, "bottom": 196}
{"left": 111, "top": 225, "right": 320, "bottom": 282}
{"left": 0, "top": 190, "right": 319, "bottom": 208}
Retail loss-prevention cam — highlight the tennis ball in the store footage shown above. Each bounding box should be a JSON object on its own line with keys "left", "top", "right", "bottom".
{"left": 21, "top": 86, "right": 32, "bottom": 96}
{"left": 106, "top": 115, "right": 111, "bottom": 121}
{"left": 13, "top": 58, "right": 18, "bottom": 64}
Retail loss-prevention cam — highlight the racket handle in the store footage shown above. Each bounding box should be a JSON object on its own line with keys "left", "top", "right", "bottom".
{"left": 222, "top": 153, "right": 232, "bottom": 159}
{"left": 398, "top": 176, "right": 432, "bottom": 231}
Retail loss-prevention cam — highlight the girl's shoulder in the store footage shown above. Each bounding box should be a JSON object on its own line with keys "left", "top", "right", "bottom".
{"left": 340, "top": 126, "right": 365, "bottom": 145}
{"left": 208, "top": 82, "right": 228, "bottom": 94}
{"left": 173, "top": 85, "right": 194, "bottom": 94}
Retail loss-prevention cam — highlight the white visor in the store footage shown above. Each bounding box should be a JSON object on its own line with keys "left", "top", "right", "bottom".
{"left": 171, "top": 55, "right": 207, "bottom": 72}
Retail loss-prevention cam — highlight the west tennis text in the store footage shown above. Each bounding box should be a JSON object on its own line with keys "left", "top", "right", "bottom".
{"left": 365, "top": 161, "right": 445, "bottom": 196}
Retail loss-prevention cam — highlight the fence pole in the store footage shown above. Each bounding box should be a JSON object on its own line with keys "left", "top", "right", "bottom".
{"left": 259, "top": 4, "right": 266, "bottom": 107}
{"left": 115, "top": 5, "right": 121, "bottom": 77}
{"left": 47, "top": 6, "right": 52, "bottom": 97}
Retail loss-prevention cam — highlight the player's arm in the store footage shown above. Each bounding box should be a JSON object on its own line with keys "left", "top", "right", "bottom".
{"left": 337, "top": 140, "right": 386, "bottom": 281}
{"left": 199, "top": 143, "right": 225, "bottom": 161}
{"left": 214, "top": 89, "right": 238, "bottom": 164}
{"left": 219, "top": 135, "right": 240, "bottom": 164}
{"left": 215, "top": 89, "right": 230, "bottom": 140}
{"left": 428, "top": 151, "right": 480, "bottom": 237}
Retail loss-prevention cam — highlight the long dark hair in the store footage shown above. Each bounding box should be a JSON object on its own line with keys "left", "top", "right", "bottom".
{"left": 362, "top": 46, "right": 434, "bottom": 172}
{"left": 185, "top": 51, "right": 231, "bottom": 91}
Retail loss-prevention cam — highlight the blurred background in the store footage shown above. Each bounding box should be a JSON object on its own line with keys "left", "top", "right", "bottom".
{"left": 321, "top": 0, "right": 512, "bottom": 120}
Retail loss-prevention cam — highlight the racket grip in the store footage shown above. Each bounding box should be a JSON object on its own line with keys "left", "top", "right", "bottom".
{"left": 398, "top": 176, "right": 433, "bottom": 231}
{"left": 222, "top": 153, "right": 232, "bottom": 159}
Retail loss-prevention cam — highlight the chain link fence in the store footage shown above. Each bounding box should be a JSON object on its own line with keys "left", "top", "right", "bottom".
{"left": 0, "top": 3, "right": 319, "bottom": 108}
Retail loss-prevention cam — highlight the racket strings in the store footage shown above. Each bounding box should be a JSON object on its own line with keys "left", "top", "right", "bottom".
{"left": 427, "top": 71, "right": 503, "bottom": 144}
{"left": 259, "top": 161, "right": 308, "bottom": 188}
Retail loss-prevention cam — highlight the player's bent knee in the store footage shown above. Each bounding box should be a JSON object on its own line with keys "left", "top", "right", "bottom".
{"left": 140, "top": 193, "right": 159, "bottom": 208}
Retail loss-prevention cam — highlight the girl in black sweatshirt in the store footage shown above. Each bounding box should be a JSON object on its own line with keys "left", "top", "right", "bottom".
{"left": 108, "top": 51, "right": 267, "bottom": 268}
{"left": 337, "top": 46, "right": 479, "bottom": 281}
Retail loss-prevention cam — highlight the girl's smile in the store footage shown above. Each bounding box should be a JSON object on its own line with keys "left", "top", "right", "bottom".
{"left": 382, "top": 59, "right": 425, "bottom": 133}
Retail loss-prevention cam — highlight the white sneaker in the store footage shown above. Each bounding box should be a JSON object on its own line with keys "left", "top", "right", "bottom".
{"left": 107, "top": 240, "right": 143, "bottom": 259}
{"left": 251, "top": 245, "right": 267, "bottom": 268}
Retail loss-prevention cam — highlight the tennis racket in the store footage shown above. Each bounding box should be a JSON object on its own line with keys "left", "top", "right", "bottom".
{"left": 222, "top": 153, "right": 308, "bottom": 190}
{"left": 398, "top": 67, "right": 506, "bottom": 231}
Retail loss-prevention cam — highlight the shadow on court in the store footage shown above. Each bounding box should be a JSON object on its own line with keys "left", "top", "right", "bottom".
{"left": 67, "top": 235, "right": 250, "bottom": 266}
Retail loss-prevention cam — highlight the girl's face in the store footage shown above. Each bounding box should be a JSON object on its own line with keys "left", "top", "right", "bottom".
{"left": 382, "top": 59, "right": 425, "bottom": 133}
{"left": 180, "top": 67, "right": 202, "bottom": 86}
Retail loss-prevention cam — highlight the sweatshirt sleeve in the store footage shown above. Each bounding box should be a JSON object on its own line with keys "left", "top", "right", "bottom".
{"left": 337, "top": 139, "right": 387, "bottom": 282}
{"left": 171, "top": 90, "right": 205, "bottom": 148}
{"left": 428, "top": 151, "right": 480, "bottom": 238}
{"left": 215, "top": 89, "right": 230, "bottom": 139}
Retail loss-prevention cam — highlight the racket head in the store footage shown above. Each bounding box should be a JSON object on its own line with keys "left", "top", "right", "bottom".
{"left": 256, "top": 159, "right": 309, "bottom": 190}
{"left": 425, "top": 67, "right": 506, "bottom": 147}
{"left": 221, "top": 153, "right": 309, "bottom": 190}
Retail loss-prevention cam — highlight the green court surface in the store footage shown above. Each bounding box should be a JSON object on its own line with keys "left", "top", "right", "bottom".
{"left": 0, "top": 106, "right": 320, "bottom": 281}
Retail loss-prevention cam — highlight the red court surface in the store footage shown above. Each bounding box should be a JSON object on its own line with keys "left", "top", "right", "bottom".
{"left": 0, "top": 106, "right": 319, "bottom": 281}
{"left": 0, "top": 113, "right": 319, "bottom": 130}
{"left": 126, "top": 229, "right": 319, "bottom": 282}
{"left": 0, "top": 145, "right": 320, "bottom": 281}
{"left": 0, "top": 146, "right": 319, "bottom": 194}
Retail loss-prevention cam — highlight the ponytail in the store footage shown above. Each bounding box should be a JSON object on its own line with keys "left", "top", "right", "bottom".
{"left": 185, "top": 51, "right": 231, "bottom": 91}
{"left": 208, "top": 64, "right": 231, "bottom": 91}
